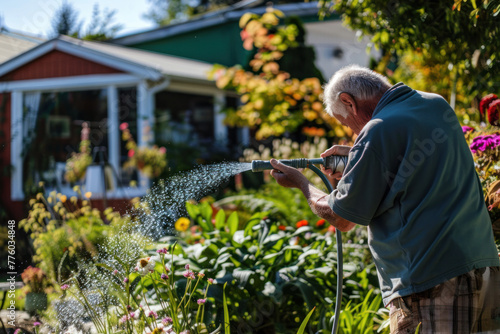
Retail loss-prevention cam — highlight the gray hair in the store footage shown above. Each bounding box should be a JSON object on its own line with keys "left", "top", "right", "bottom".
{"left": 323, "top": 65, "right": 391, "bottom": 117}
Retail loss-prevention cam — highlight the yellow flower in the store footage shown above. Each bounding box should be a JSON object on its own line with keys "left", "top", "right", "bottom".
{"left": 85, "top": 192, "right": 92, "bottom": 199}
{"left": 175, "top": 217, "right": 190, "bottom": 232}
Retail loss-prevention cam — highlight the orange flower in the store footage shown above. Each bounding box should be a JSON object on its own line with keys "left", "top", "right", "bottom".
{"left": 316, "top": 219, "right": 326, "bottom": 228}
{"left": 278, "top": 225, "right": 286, "bottom": 231}
{"left": 296, "top": 220, "right": 308, "bottom": 228}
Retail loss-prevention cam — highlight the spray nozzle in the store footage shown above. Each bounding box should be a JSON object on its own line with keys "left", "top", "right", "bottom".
{"left": 251, "top": 156, "right": 347, "bottom": 173}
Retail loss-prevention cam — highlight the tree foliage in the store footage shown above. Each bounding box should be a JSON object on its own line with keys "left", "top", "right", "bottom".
{"left": 83, "top": 4, "right": 124, "bottom": 41}
{"left": 320, "top": 0, "right": 500, "bottom": 106}
{"left": 143, "top": 0, "right": 240, "bottom": 25}
{"left": 50, "top": 2, "right": 123, "bottom": 41}
{"left": 209, "top": 10, "right": 349, "bottom": 140}
{"left": 143, "top": 0, "right": 310, "bottom": 26}
{"left": 51, "top": 1, "right": 82, "bottom": 37}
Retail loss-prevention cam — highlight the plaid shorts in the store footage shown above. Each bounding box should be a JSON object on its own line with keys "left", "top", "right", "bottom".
{"left": 389, "top": 267, "right": 500, "bottom": 334}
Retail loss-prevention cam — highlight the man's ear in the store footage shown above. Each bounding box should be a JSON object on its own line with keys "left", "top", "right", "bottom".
{"left": 339, "top": 92, "right": 357, "bottom": 115}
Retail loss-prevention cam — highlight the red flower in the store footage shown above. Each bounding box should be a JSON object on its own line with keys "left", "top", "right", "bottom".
{"left": 296, "top": 220, "right": 308, "bottom": 228}
{"left": 487, "top": 99, "right": 500, "bottom": 126}
{"left": 480, "top": 94, "right": 498, "bottom": 116}
{"left": 120, "top": 122, "right": 129, "bottom": 131}
{"left": 128, "top": 149, "right": 135, "bottom": 158}
{"left": 328, "top": 225, "right": 336, "bottom": 233}
{"left": 316, "top": 219, "right": 326, "bottom": 228}
{"left": 278, "top": 225, "right": 286, "bottom": 231}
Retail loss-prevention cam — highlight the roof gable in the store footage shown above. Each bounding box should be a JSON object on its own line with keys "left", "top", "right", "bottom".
{"left": 0, "top": 49, "right": 123, "bottom": 81}
{"left": 0, "top": 36, "right": 213, "bottom": 82}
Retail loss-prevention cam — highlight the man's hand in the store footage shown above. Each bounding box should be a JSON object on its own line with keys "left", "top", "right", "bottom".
{"left": 320, "top": 145, "right": 351, "bottom": 187}
{"left": 321, "top": 145, "right": 351, "bottom": 157}
{"left": 270, "top": 159, "right": 309, "bottom": 189}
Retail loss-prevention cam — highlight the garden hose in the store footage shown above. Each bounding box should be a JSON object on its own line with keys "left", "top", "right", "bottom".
{"left": 251, "top": 157, "right": 346, "bottom": 334}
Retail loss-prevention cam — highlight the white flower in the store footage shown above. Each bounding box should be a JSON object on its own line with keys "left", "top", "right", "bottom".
{"left": 63, "top": 326, "right": 83, "bottom": 334}
{"left": 136, "top": 256, "right": 156, "bottom": 275}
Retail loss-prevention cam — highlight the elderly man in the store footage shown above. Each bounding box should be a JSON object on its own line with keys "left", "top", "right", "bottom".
{"left": 270, "top": 65, "right": 500, "bottom": 333}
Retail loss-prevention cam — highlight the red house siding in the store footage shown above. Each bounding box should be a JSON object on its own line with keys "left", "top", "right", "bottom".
{"left": 0, "top": 50, "right": 123, "bottom": 82}
{"left": 0, "top": 92, "right": 23, "bottom": 219}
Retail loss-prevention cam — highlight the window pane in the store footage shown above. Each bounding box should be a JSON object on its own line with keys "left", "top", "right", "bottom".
{"left": 23, "top": 89, "right": 108, "bottom": 191}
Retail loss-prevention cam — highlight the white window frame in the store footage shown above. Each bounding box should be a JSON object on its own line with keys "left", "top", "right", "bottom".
{"left": 7, "top": 74, "right": 154, "bottom": 200}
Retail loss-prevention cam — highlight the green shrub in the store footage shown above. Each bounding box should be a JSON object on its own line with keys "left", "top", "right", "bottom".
{"left": 159, "top": 201, "right": 384, "bottom": 333}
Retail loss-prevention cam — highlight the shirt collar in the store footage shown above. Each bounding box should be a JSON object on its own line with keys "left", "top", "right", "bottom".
{"left": 372, "top": 82, "right": 413, "bottom": 118}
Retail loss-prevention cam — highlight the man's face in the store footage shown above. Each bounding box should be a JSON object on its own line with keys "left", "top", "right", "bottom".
{"left": 334, "top": 107, "right": 366, "bottom": 135}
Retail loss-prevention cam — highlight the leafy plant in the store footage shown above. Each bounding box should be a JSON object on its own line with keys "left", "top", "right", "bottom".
{"left": 64, "top": 122, "right": 92, "bottom": 183}
{"left": 323, "top": 1, "right": 500, "bottom": 108}
{"left": 58, "top": 244, "right": 219, "bottom": 334}
{"left": 160, "top": 201, "right": 382, "bottom": 333}
{"left": 19, "top": 187, "right": 122, "bottom": 282}
{"left": 208, "top": 10, "right": 348, "bottom": 140}
{"left": 120, "top": 122, "right": 167, "bottom": 179}
{"left": 21, "top": 266, "right": 50, "bottom": 294}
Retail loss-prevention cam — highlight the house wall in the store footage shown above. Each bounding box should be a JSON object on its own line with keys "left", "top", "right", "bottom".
{"left": 123, "top": 14, "right": 376, "bottom": 81}
{"left": 131, "top": 22, "right": 251, "bottom": 67}
{"left": 0, "top": 50, "right": 123, "bottom": 81}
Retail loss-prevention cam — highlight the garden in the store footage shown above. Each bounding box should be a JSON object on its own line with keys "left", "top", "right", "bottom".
{"left": 3, "top": 1, "right": 500, "bottom": 334}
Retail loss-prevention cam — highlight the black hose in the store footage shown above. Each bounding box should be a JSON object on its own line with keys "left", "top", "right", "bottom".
{"left": 307, "top": 164, "right": 342, "bottom": 334}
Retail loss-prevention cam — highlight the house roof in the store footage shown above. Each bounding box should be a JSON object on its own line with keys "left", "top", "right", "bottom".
{"left": 0, "top": 35, "right": 213, "bottom": 82}
{"left": 0, "top": 28, "right": 45, "bottom": 64}
{"left": 112, "top": 1, "right": 324, "bottom": 46}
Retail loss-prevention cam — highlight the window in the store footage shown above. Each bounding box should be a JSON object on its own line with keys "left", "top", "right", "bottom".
{"left": 23, "top": 89, "right": 108, "bottom": 191}
{"left": 155, "top": 91, "right": 214, "bottom": 146}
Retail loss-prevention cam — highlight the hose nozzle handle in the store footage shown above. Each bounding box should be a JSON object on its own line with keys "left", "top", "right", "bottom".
{"left": 251, "top": 156, "right": 347, "bottom": 173}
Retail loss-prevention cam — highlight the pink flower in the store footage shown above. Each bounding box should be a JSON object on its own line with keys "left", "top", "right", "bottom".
{"left": 120, "top": 122, "right": 129, "bottom": 131}
{"left": 60, "top": 284, "right": 70, "bottom": 290}
{"left": 14, "top": 329, "right": 21, "bottom": 334}
{"left": 145, "top": 310, "right": 158, "bottom": 319}
{"left": 113, "top": 269, "right": 118, "bottom": 275}
{"left": 161, "top": 273, "right": 168, "bottom": 280}
{"left": 461, "top": 126, "right": 474, "bottom": 134}
{"left": 128, "top": 149, "right": 135, "bottom": 158}
{"left": 197, "top": 299, "right": 206, "bottom": 305}
{"left": 156, "top": 248, "right": 168, "bottom": 254}
{"left": 197, "top": 272, "right": 205, "bottom": 278}
{"left": 184, "top": 264, "right": 190, "bottom": 270}
{"left": 183, "top": 270, "right": 196, "bottom": 279}
{"left": 159, "top": 147, "right": 167, "bottom": 154}
{"left": 207, "top": 278, "right": 214, "bottom": 284}
{"left": 123, "top": 277, "right": 129, "bottom": 283}
{"left": 162, "top": 317, "right": 173, "bottom": 324}
{"left": 33, "top": 322, "right": 41, "bottom": 327}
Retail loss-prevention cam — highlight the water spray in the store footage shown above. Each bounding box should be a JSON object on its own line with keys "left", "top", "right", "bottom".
{"left": 251, "top": 155, "right": 347, "bottom": 334}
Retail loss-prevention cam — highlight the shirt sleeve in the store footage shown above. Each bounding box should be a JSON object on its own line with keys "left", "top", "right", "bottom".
{"left": 328, "top": 145, "right": 390, "bottom": 226}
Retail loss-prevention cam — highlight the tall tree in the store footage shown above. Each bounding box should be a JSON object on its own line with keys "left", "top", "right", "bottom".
{"left": 83, "top": 4, "right": 124, "bottom": 41}
{"left": 51, "top": 1, "right": 82, "bottom": 37}
{"left": 143, "top": 0, "right": 306, "bottom": 26}
{"left": 50, "top": 2, "right": 123, "bottom": 41}
{"left": 320, "top": 0, "right": 500, "bottom": 108}
{"left": 209, "top": 10, "right": 348, "bottom": 140}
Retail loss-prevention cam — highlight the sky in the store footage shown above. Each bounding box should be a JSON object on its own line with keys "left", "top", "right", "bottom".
{"left": 0, "top": 0, "right": 157, "bottom": 38}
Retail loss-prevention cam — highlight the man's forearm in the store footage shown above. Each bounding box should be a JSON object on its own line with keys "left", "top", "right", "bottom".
{"left": 299, "top": 182, "right": 356, "bottom": 232}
